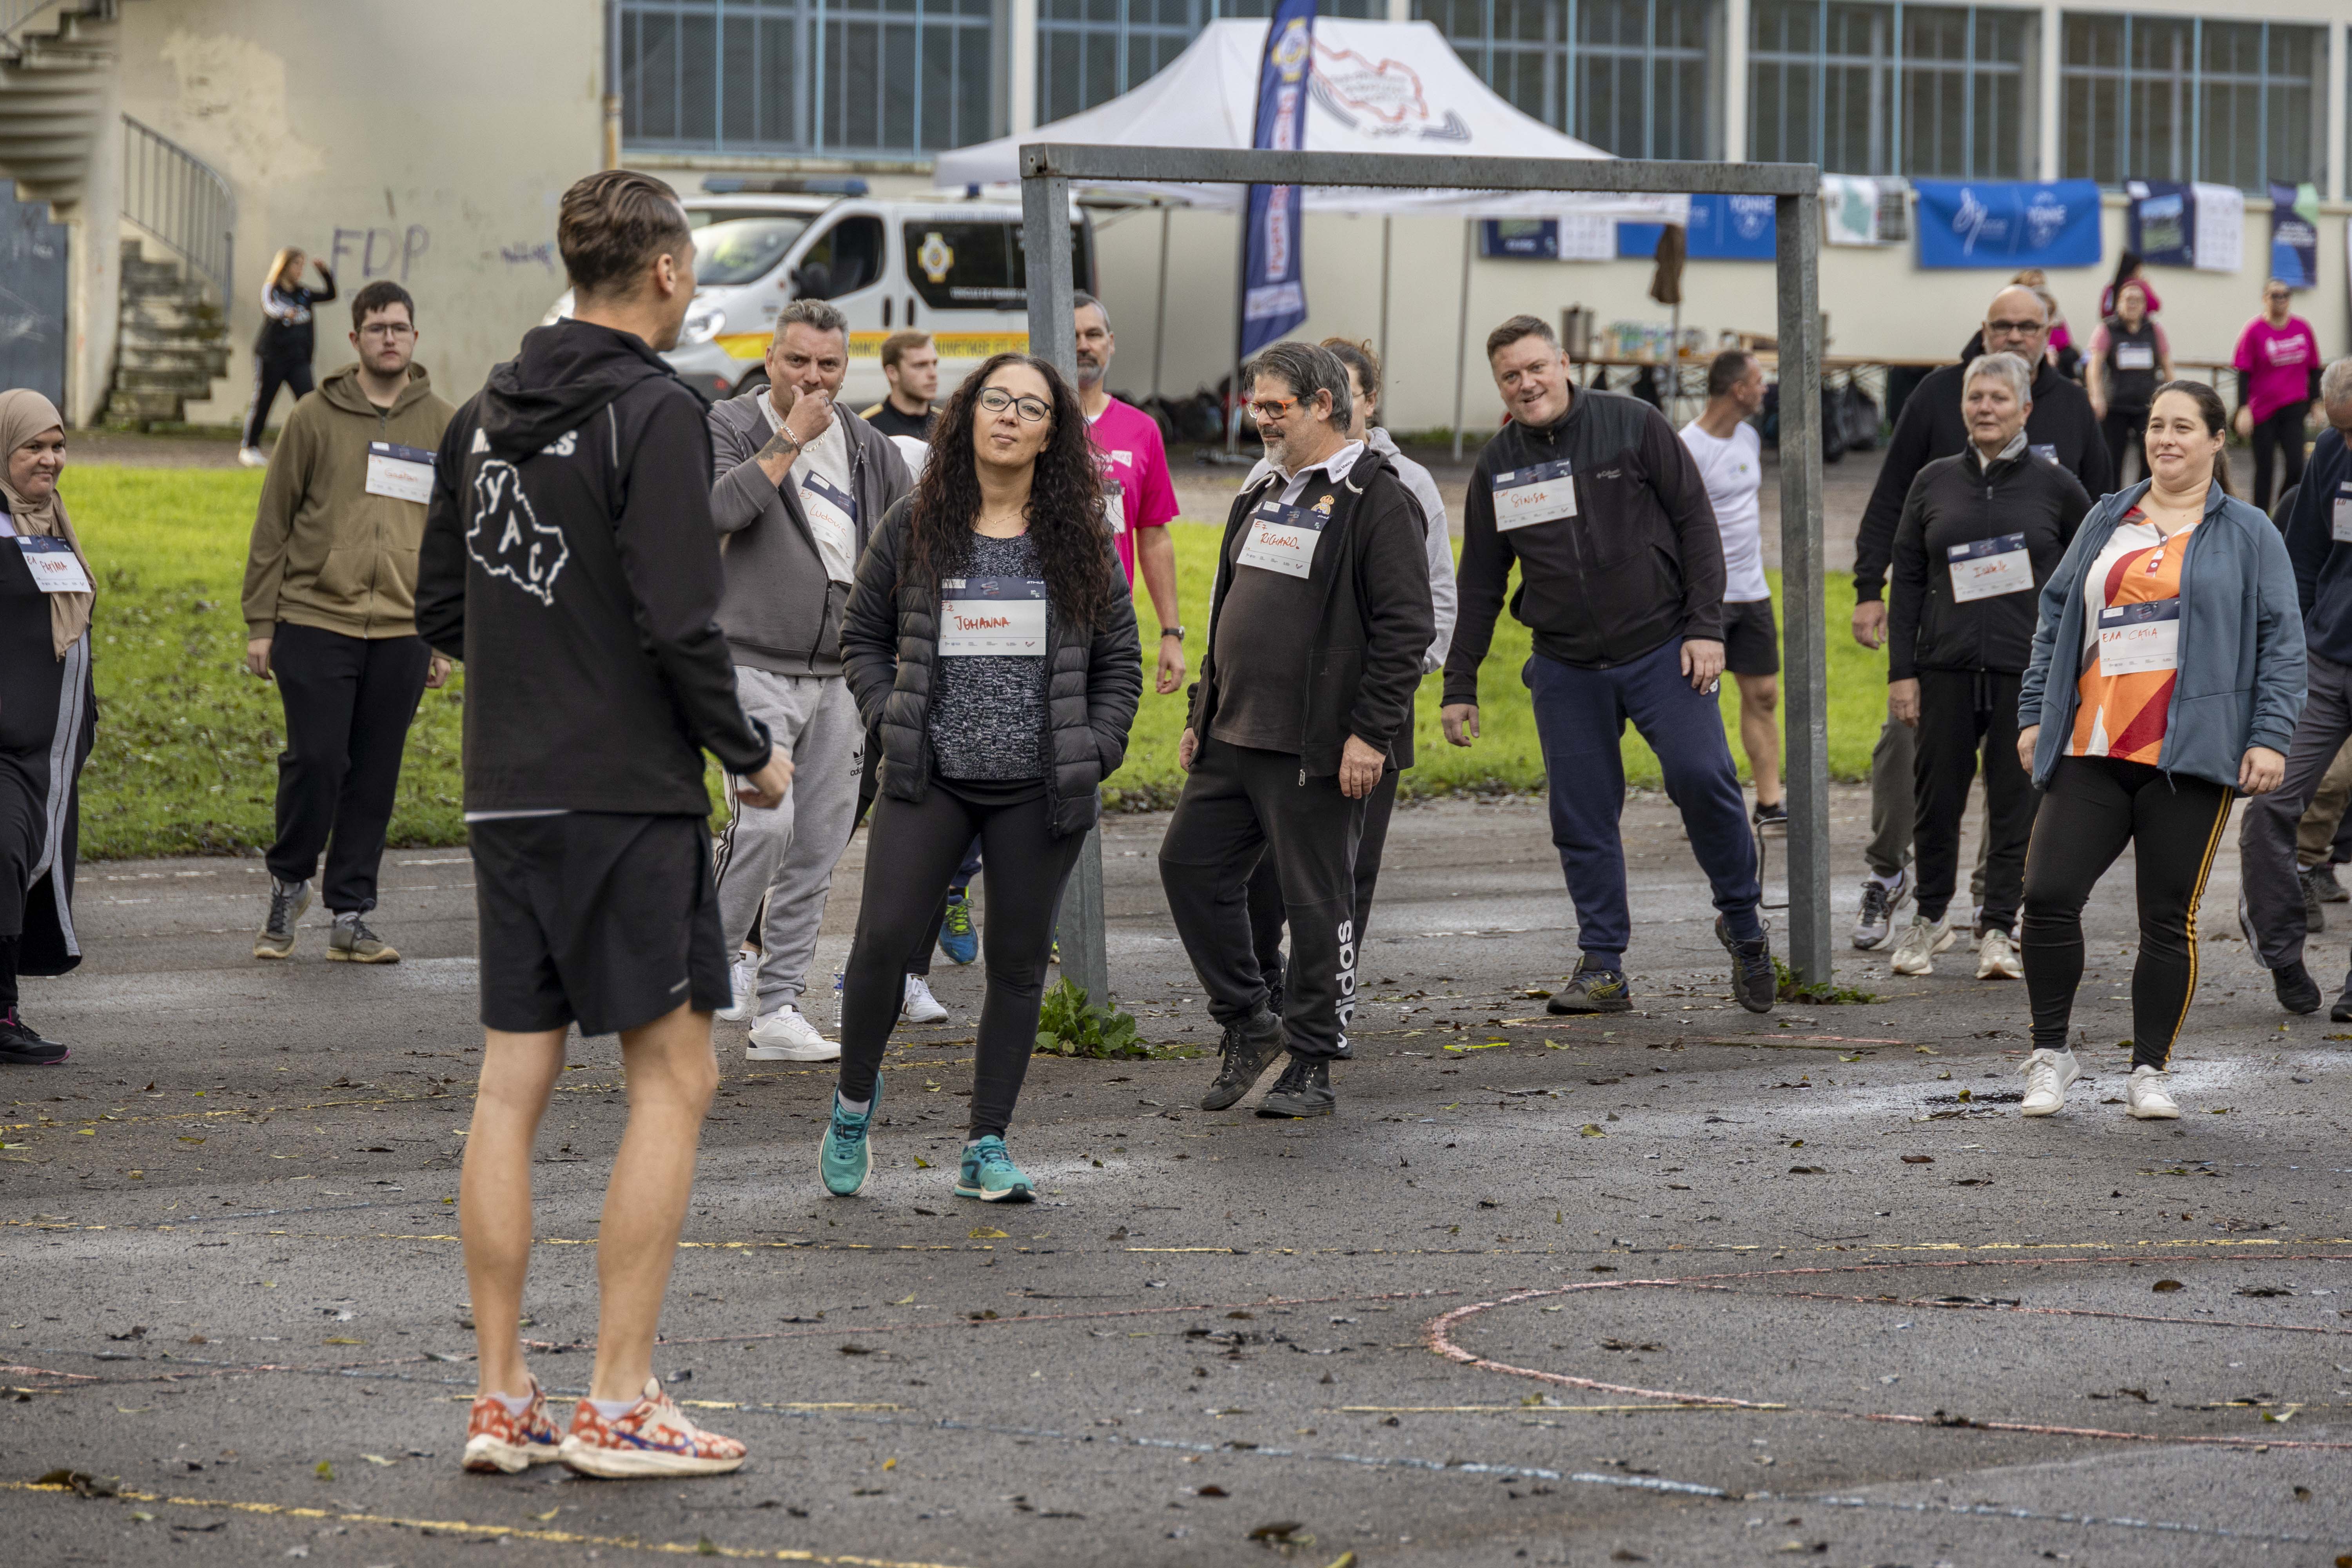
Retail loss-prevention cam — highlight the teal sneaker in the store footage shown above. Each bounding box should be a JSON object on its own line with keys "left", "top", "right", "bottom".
{"left": 819, "top": 1078, "right": 880, "bottom": 1197}
{"left": 952, "top": 1136, "right": 1034, "bottom": 1202}
{"left": 937, "top": 892, "right": 978, "bottom": 965}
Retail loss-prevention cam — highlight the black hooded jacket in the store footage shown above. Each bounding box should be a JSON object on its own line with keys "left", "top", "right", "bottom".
{"left": 416, "top": 319, "right": 769, "bottom": 815}
{"left": 1886, "top": 441, "right": 2092, "bottom": 679}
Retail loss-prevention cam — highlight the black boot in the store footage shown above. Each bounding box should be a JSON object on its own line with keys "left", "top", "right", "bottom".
{"left": 2274, "top": 958, "right": 2322, "bottom": 1015}
{"left": 1200, "top": 1007, "right": 1287, "bottom": 1112}
{"left": 1255, "top": 1054, "right": 1335, "bottom": 1118}
{"left": 1716, "top": 916, "right": 1778, "bottom": 1014}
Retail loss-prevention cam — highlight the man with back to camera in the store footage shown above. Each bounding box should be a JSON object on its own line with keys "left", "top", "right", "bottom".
{"left": 1442, "top": 315, "right": 1776, "bottom": 1017}
{"left": 1848, "top": 284, "right": 2112, "bottom": 951}
{"left": 707, "top": 299, "right": 913, "bottom": 1059}
{"left": 416, "top": 168, "right": 792, "bottom": 1480}
{"left": 1161, "top": 340, "right": 1432, "bottom": 1121}
{"left": 242, "top": 278, "right": 454, "bottom": 965}
{"left": 1680, "top": 348, "right": 1782, "bottom": 829}
{"left": 860, "top": 330, "right": 938, "bottom": 441}
{"left": 1073, "top": 292, "right": 1185, "bottom": 696}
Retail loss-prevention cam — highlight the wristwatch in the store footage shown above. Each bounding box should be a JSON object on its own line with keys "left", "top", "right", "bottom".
{"left": 1160, "top": 626, "right": 1187, "bottom": 641}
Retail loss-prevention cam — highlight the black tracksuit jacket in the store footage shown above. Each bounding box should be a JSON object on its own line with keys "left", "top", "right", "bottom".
{"left": 1886, "top": 443, "right": 2092, "bottom": 681}
{"left": 1443, "top": 389, "right": 1722, "bottom": 705}
{"left": 415, "top": 319, "right": 770, "bottom": 815}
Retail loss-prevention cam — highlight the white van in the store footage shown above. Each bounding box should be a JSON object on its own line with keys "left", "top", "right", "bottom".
{"left": 545, "top": 181, "right": 1098, "bottom": 409}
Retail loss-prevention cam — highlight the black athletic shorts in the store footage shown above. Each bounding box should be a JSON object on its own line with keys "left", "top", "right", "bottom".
{"left": 468, "top": 812, "right": 731, "bottom": 1037}
{"left": 1722, "top": 597, "right": 1780, "bottom": 677}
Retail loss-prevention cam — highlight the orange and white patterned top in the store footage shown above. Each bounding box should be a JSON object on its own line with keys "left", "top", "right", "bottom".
{"left": 2070, "top": 506, "right": 2198, "bottom": 764}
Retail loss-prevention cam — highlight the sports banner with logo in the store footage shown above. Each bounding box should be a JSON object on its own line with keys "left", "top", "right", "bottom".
{"left": 1240, "top": 0, "right": 1314, "bottom": 359}
{"left": 1913, "top": 180, "right": 2102, "bottom": 270}
{"left": 2270, "top": 182, "right": 2321, "bottom": 290}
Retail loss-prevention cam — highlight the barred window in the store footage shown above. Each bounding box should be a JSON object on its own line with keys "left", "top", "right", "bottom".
{"left": 1417, "top": 0, "right": 1723, "bottom": 160}
{"left": 2061, "top": 14, "right": 2326, "bottom": 191}
{"left": 1040, "top": 0, "right": 1381, "bottom": 123}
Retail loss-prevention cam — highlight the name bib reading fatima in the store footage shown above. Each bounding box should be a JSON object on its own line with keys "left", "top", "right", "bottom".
{"left": 939, "top": 576, "right": 1047, "bottom": 655}
{"left": 364, "top": 441, "right": 436, "bottom": 504}
{"left": 1238, "top": 499, "right": 1326, "bottom": 579}
{"left": 1947, "top": 533, "right": 2033, "bottom": 601}
{"left": 15, "top": 535, "right": 91, "bottom": 593}
{"left": 2097, "top": 599, "right": 2180, "bottom": 676}
{"left": 1491, "top": 459, "right": 1576, "bottom": 530}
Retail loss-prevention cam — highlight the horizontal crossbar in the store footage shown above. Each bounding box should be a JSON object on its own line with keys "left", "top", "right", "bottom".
{"left": 1018, "top": 144, "right": 1820, "bottom": 197}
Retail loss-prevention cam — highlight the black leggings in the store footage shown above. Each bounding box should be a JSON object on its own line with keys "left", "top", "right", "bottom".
{"left": 838, "top": 784, "right": 1084, "bottom": 1140}
{"left": 243, "top": 354, "right": 316, "bottom": 449}
{"left": 1911, "top": 671, "right": 2034, "bottom": 933}
{"left": 2021, "top": 757, "right": 2233, "bottom": 1070}
{"left": 2101, "top": 403, "right": 2149, "bottom": 491}
{"left": 2250, "top": 401, "right": 2309, "bottom": 515}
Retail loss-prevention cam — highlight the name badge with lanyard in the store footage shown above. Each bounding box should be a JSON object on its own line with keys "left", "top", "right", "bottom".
{"left": 1237, "top": 498, "right": 1326, "bottom": 579}
{"left": 2097, "top": 599, "right": 2180, "bottom": 677}
{"left": 1490, "top": 458, "right": 1576, "bottom": 531}
{"left": 1947, "top": 532, "right": 2033, "bottom": 602}
{"left": 2332, "top": 481, "right": 2352, "bottom": 544}
{"left": 939, "top": 576, "right": 1047, "bottom": 655}
{"left": 2114, "top": 342, "right": 2156, "bottom": 371}
{"left": 14, "top": 534, "right": 91, "bottom": 593}
{"left": 798, "top": 470, "right": 860, "bottom": 581}
{"left": 365, "top": 441, "right": 436, "bottom": 504}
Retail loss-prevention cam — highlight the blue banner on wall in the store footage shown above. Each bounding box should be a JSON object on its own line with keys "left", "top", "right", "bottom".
{"left": 1481, "top": 219, "right": 1558, "bottom": 259}
{"left": 2270, "top": 182, "right": 2320, "bottom": 290}
{"left": 1239, "top": 0, "right": 1314, "bottom": 359}
{"left": 1913, "top": 180, "right": 2103, "bottom": 270}
{"left": 2125, "top": 180, "right": 2194, "bottom": 268}
{"left": 1616, "top": 195, "right": 1779, "bottom": 262}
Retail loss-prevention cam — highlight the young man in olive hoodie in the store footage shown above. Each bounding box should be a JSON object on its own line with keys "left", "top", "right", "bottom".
{"left": 241, "top": 280, "right": 454, "bottom": 964}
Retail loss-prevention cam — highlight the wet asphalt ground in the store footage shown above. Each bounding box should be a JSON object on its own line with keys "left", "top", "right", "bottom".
{"left": 7, "top": 785, "right": 2352, "bottom": 1567}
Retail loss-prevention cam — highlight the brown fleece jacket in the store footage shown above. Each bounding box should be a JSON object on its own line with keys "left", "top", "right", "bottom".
{"left": 242, "top": 363, "right": 455, "bottom": 638}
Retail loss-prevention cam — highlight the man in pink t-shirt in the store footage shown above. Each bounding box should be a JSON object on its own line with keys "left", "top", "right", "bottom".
{"left": 1074, "top": 293, "right": 1185, "bottom": 695}
{"left": 2234, "top": 279, "right": 2323, "bottom": 512}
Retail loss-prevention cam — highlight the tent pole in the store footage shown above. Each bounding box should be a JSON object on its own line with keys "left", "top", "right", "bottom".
{"left": 1150, "top": 203, "right": 1171, "bottom": 401}
{"left": 1450, "top": 218, "right": 1472, "bottom": 462}
{"left": 1376, "top": 216, "right": 1391, "bottom": 388}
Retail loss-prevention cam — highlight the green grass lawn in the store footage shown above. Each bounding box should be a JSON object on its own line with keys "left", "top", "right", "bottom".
{"left": 61, "top": 468, "right": 1889, "bottom": 860}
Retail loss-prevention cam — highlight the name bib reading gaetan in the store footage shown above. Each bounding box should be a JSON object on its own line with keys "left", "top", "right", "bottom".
{"left": 1947, "top": 532, "right": 2033, "bottom": 601}
{"left": 1491, "top": 459, "right": 1576, "bottom": 530}
{"left": 1238, "top": 500, "right": 1325, "bottom": 579}
{"left": 364, "top": 441, "right": 436, "bottom": 504}
{"left": 939, "top": 576, "right": 1047, "bottom": 655}
{"left": 798, "top": 470, "right": 860, "bottom": 583}
{"left": 15, "top": 535, "right": 90, "bottom": 593}
{"left": 2097, "top": 599, "right": 2180, "bottom": 676}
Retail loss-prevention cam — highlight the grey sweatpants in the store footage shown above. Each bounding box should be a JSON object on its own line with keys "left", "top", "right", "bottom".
{"left": 713, "top": 668, "right": 862, "bottom": 1010}
{"left": 1866, "top": 715, "right": 1990, "bottom": 903}
{"left": 2240, "top": 651, "right": 2352, "bottom": 973}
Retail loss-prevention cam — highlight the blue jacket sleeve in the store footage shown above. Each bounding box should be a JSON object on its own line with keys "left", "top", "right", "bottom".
{"left": 2018, "top": 511, "right": 2101, "bottom": 732}
{"left": 2248, "top": 517, "right": 2309, "bottom": 757}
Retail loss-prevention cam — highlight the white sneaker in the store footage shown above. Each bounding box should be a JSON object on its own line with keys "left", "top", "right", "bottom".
{"left": 745, "top": 1004, "right": 839, "bottom": 1062}
{"left": 1976, "top": 926, "right": 2024, "bottom": 980}
{"left": 2127, "top": 1064, "right": 2180, "bottom": 1120}
{"left": 237, "top": 445, "right": 267, "bottom": 468}
{"left": 901, "top": 975, "right": 949, "bottom": 1024}
{"left": 1887, "top": 916, "right": 1955, "bottom": 976}
{"left": 2019, "top": 1047, "right": 2080, "bottom": 1116}
{"left": 717, "top": 951, "right": 758, "bottom": 1023}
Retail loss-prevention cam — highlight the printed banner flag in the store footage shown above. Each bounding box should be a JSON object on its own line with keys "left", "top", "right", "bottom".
{"left": 1822, "top": 175, "right": 1885, "bottom": 246}
{"left": 2125, "top": 180, "right": 2194, "bottom": 267}
{"left": 1240, "top": 0, "right": 1315, "bottom": 359}
{"left": 1481, "top": 220, "right": 1557, "bottom": 259}
{"left": 2270, "top": 182, "right": 2320, "bottom": 289}
{"left": 1615, "top": 194, "right": 1779, "bottom": 262}
{"left": 2188, "top": 183, "right": 2243, "bottom": 274}
{"left": 1913, "top": 179, "right": 2102, "bottom": 270}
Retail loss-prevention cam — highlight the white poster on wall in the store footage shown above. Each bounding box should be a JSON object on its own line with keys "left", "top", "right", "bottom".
{"left": 2190, "top": 183, "right": 2245, "bottom": 274}
{"left": 1556, "top": 213, "right": 1616, "bottom": 261}
{"left": 1822, "top": 175, "right": 1885, "bottom": 246}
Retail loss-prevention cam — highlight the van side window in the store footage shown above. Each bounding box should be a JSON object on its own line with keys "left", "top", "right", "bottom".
{"left": 795, "top": 215, "right": 886, "bottom": 300}
{"left": 904, "top": 222, "right": 1021, "bottom": 310}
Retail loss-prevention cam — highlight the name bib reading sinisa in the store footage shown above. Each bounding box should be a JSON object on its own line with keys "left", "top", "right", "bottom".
{"left": 15, "top": 534, "right": 91, "bottom": 593}
{"left": 1237, "top": 499, "right": 1326, "bottom": 579}
{"left": 2097, "top": 599, "right": 2181, "bottom": 676}
{"left": 1947, "top": 533, "right": 2033, "bottom": 601}
{"left": 939, "top": 576, "right": 1047, "bottom": 655}
{"left": 364, "top": 441, "right": 436, "bottom": 504}
{"left": 1491, "top": 458, "right": 1576, "bottom": 530}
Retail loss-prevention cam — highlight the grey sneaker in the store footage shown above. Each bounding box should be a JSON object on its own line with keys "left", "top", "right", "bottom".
{"left": 1200, "top": 1009, "right": 1286, "bottom": 1112}
{"left": 1255, "top": 1054, "right": 1335, "bottom": 1118}
{"left": 1852, "top": 870, "right": 1910, "bottom": 950}
{"left": 253, "top": 877, "right": 312, "bottom": 960}
{"left": 327, "top": 916, "right": 400, "bottom": 964}
{"left": 2301, "top": 866, "right": 2329, "bottom": 934}
{"left": 2317, "top": 863, "right": 2350, "bottom": 903}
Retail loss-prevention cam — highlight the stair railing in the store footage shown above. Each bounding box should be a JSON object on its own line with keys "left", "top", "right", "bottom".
{"left": 122, "top": 113, "right": 232, "bottom": 303}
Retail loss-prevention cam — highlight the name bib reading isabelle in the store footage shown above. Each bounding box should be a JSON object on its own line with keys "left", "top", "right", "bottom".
{"left": 2114, "top": 343, "right": 2156, "bottom": 371}
{"left": 798, "top": 470, "right": 860, "bottom": 583}
{"left": 364, "top": 441, "right": 436, "bottom": 504}
{"left": 15, "top": 535, "right": 91, "bottom": 593}
{"left": 939, "top": 576, "right": 1047, "bottom": 655}
{"left": 1947, "top": 533, "right": 2032, "bottom": 602}
{"left": 2097, "top": 599, "right": 2180, "bottom": 676}
{"left": 1237, "top": 499, "right": 1325, "bottom": 579}
{"left": 1491, "top": 459, "right": 1576, "bottom": 530}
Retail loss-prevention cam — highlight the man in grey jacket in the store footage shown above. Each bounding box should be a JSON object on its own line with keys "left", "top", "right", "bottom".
{"left": 708, "top": 299, "right": 913, "bottom": 1060}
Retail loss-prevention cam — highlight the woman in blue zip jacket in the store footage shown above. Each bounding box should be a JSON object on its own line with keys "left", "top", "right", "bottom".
{"left": 2013, "top": 381, "right": 2303, "bottom": 1122}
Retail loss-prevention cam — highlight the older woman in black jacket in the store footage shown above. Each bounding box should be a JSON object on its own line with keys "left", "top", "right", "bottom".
{"left": 1886, "top": 352, "right": 2091, "bottom": 981}
{"left": 821, "top": 353, "right": 1142, "bottom": 1203}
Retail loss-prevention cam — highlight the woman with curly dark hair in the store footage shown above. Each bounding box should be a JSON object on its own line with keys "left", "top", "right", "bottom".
{"left": 822, "top": 353, "right": 1142, "bottom": 1201}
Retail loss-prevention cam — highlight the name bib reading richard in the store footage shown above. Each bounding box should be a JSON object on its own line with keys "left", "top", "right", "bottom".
{"left": 1947, "top": 533, "right": 2032, "bottom": 601}
{"left": 2097, "top": 599, "right": 2180, "bottom": 677}
{"left": 1491, "top": 459, "right": 1576, "bottom": 530}
{"left": 1238, "top": 499, "right": 1325, "bottom": 579}
{"left": 940, "top": 576, "right": 1047, "bottom": 655}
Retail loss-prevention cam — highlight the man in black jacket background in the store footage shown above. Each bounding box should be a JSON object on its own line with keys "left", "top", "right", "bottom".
{"left": 1849, "top": 284, "right": 2112, "bottom": 950}
{"left": 1441, "top": 315, "right": 1774, "bottom": 1017}
{"left": 1161, "top": 340, "right": 1433, "bottom": 1121}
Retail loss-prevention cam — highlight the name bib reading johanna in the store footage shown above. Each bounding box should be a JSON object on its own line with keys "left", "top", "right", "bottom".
{"left": 2097, "top": 599, "right": 2180, "bottom": 677}
{"left": 1238, "top": 499, "right": 1326, "bottom": 579}
{"left": 15, "top": 534, "right": 91, "bottom": 594}
{"left": 364, "top": 441, "right": 436, "bottom": 504}
{"left": 1947, "top": 532, "right": 2032, "bottom": 602}
{"left": 1491, "top": 459, "right": 1576, "bottom": 530}
{"left": 939, "top": 576, "right": 1047, "bottom": 655}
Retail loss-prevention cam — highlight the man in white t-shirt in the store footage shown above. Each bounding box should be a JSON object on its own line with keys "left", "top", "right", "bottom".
{"left": 1680, "top": 349, "right": 1780, "bottom": 828}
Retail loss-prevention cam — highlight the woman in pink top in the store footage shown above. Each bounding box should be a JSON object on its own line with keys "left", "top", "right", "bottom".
{"left": 2233, "top": 279, "right": 2323, "bottom": 512}
{"left": 2098, "top": 251, "right": 2161, "bottom": 320}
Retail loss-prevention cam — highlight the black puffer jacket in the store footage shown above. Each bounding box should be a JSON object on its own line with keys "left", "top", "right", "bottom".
{"left": 842, "top": 499, "right": 1142, "bottom": 837}
{"left": 1887, "top": 440, "right": 2091, "bottom": 679}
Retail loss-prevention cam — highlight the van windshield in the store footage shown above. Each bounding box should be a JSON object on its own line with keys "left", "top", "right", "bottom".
{"left": 693, "top": 217, "right": 811, "bottom": 287}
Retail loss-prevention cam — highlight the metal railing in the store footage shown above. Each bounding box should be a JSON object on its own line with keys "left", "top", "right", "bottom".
{"left": 122, "top": 114, "right": 234, "bottom": 303}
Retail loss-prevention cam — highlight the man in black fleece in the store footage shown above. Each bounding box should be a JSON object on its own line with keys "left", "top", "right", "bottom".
{"left": 1848, "top": 284, "right": 2112, "bottom": 950}
{"left": 1441, "top": 315, "right": 1773, "bottom": 1016}
{"left": 416, "top": 170, "right": 789, "bottom": 1479}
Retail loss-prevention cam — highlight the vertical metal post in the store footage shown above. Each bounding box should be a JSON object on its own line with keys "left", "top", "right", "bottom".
{"left": 1376, "top": 215, "right": 1391, "bottom": 385}
{"left": 1150, "top": 203, "right": 1171, "bottom": 400}
{"left": 1450, "top": 218, "right": 1474, "bottom": 462}
{"left": 1022, "top": 160, "right": 1113, "bottom": 1006}
{"left": 1774, "top": 188, "right": 1830, "bottom": 984}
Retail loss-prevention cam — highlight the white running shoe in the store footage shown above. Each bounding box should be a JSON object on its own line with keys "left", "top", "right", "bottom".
{"left": 237, "top": 445, "right": 268, "bottom": 468}
{"left": 1887, "top": 916, "right": 1955, "bottom": 976}
{"left": 717, "top": 950, "right": 758, "bottom": 1022}
{"left": 2019, "top": 1047, "right": 2080, "bottom": 1116}
{"left": 2127, "top": 1064, "right": 2180, "bottom": 1120}
{"left": 746, "top": 1004, "right": 840, "bottom": 1062}
{"left": 1976, "top": 926, "right": 2024, "bottom": 980}
{"left": 902, "top": 975, "right": 949, "bottom": 1024}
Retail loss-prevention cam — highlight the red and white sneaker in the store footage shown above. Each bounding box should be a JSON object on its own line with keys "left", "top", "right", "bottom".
{"left": 557, "top": 1377, "right": 747, "bottom": 1478}
{"left": 462, "top": 1377, "right": 563, "bottom": 1473}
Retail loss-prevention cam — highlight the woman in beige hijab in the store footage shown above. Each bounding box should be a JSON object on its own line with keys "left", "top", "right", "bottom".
{"left": 0, "top": 389, "right": 95, "bottom": 1065}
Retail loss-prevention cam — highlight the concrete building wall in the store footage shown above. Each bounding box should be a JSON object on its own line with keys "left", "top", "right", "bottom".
{"left": 113, "top": 0, "right": 605, "bottom": 428}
